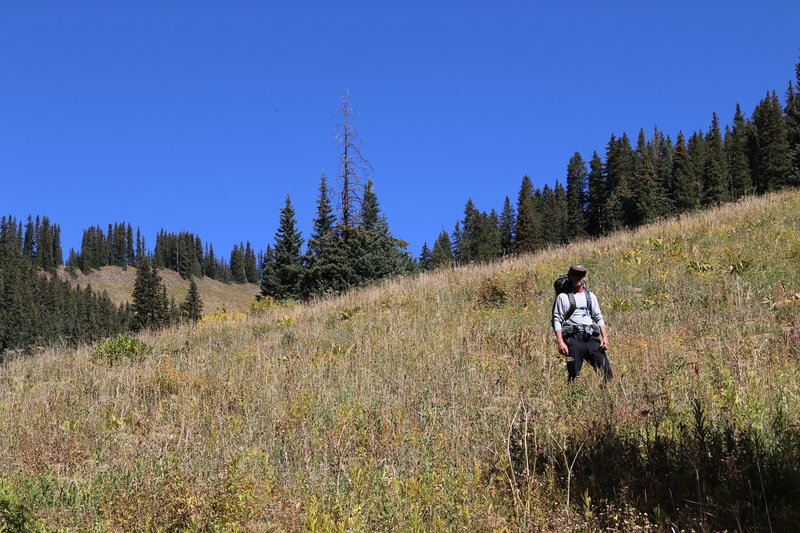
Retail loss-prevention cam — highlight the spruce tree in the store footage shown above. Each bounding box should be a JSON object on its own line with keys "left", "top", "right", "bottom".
{"left": 230, "top": 244, "right": 247, "bottom": 283}
{"left": 652, "top": 128, "right": 675, "bottom": 217}
{"left": 514, "top": 175, "right": 542, "bottom": 253}
{"left": 726, "top": 104, "right": 753, "bottom": 199}
{"left": 498, "top": 196, "right": 515, "bottom": 255}
{"left": 565, "top": 152, "right": 587, "bottom": 237}
{"left": 181, "top": 277, "right": 203, "bottom": 322}
{"left": 786, "top": 63, "right": 800, "bottom": 185}
{"left": 586, "top": 151, "right": 606, "bottom": 236}
{"left": 603, "top": 133, "right": 636, "bottom": 232}
{"left": 302, "top": 173, "right": 352, "bottom": 298}
{"left": 261, "top": 195, "right": 305, "bottom": 300}
{"left": 451, "top": 221, "right": 463, "bottom": 260}
{"left": 135, "top": 228, "right": 146, "bottom": 265}
{"left": 177, "top": 234, "right": 195, "bottom": 279}
{"left": 457, "top": 199, "right": 481, "bottom": 262}
{"left": 244, "top": 242, "right": 258, "bottom": 283}
{"left": 539, "top": 183, "right": 569, "bottom": 244}
{"left": 204, "top": 244, "right": 217, "bottom": 280}
{"left": 671, "top": 131, "right": 699, "bottom": 212}
{"left": 126, "top": 224, "right": 135, "bottom": 266}
{"left": 349, "top": 180, "right": 412, "bottom": 283}
{"left": 622, "top": 128, "right": 660, "bottom": 226}
{"left": 702, "top": 113, "right": 728, "bottom": 205}
{"left": 23, "top": 216, "right": 34, "bottom": 260}
{"left": 131, "top": 257, "right": 169, "bottom": 332}
{"left": 418, "top": 243, "right": 432, "bottom": 271}
{"left": 430, "top": 230, "right": 454, "bottom": 268}
{"left": 752, "top": 91, "right": 790, "bottom": 192}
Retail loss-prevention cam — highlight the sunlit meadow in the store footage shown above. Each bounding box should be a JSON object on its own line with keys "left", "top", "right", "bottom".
{"left": 2, "top": 191, "right": 799, "bottom": 532}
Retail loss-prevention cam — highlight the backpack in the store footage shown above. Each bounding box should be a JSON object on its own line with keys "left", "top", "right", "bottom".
{"left": 552, "top": 274, "right": 593, "bottom": 325}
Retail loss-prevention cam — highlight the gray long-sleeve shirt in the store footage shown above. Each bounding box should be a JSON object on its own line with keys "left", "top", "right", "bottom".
{"left": 552, "top": 291, "right": 605, "bottom": 332}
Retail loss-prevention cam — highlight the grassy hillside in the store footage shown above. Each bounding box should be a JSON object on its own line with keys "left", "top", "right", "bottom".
{"left": 2, "top": 191, "right": 800, "bottom": 531}
{"left": 56, "top": 266, "right": 261, "bottom": 314}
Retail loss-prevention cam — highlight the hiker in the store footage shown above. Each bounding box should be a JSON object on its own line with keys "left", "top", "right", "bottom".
{"left": 552, "top": 264, "right": 612, "bottom": 381}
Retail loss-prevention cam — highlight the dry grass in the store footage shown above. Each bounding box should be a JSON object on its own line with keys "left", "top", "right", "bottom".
{"left": 3, "top": 191, "right": 800, "bottom": 531}
{"left": 57, "top": 266, "right": 261, "bottom": 314}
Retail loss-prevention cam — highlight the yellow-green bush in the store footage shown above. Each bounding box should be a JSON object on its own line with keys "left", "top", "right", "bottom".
{"left": 90, "top": 334, "right": 151, "bottom": 365}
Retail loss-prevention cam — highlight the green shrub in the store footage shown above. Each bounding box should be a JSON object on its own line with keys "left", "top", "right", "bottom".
{"left": 90, "top": 334, "right": 151, "bottom": 365}
{"left": 0, "top": 483, "right": 40, "bottom": 533}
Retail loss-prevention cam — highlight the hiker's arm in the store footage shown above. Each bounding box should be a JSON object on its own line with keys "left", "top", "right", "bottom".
{"left": 599, "top": 324, "right": 609, "bottom": 350}
{"left": 552, "top": 294, "right": 569, "bottom": 356}
{"left": 591, "top": 294, "right": 609, "bottom": 349}
{"left": 555, "top": 329, "right": 569, "bottom": 356}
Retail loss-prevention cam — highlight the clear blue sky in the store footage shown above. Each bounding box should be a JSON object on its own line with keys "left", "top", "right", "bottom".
{"left": 2, "top": 2, "right": 798, "bottom": 261}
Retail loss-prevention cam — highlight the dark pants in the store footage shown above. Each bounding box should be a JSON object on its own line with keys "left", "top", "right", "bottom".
{"left": 566, "top": 335, "right": 612, "bottom": 381}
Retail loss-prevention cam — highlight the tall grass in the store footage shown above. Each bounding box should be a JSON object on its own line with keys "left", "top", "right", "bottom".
{"left": 2, "top": 191, "right": 800, "bottom": 531}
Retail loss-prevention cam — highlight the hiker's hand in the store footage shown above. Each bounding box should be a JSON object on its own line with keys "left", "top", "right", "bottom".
{"left": 558, "top": 341, "right": 569, "bottom": 356}
{"left": 600, "top": 336, "right": 609, "bottom": 350}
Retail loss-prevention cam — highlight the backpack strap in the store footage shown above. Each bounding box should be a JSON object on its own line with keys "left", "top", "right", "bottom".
{"left": 564, "top": 292, "right": 577, "bottom": 322}
{"left": 552, "top": 292, "right": 576, "bottom": 331}
{"left": 584, "top": 286, "right": 593, "bottom": 317}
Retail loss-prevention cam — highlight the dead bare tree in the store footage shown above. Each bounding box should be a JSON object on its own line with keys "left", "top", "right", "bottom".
{"left": 335, "top": 91, "right": 372, "bottom": 232}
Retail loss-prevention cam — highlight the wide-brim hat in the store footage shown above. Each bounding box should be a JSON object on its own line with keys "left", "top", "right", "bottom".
{"left": 568, "top": 264, "right": 587, "bottom": 277}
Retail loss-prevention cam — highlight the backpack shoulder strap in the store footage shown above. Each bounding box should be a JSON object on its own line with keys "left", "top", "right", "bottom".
{"left": 564, "top": 292, "right": 577, "bottom": 322}
{"left": 585, "top": 288, "right": 593, "bottom": 317}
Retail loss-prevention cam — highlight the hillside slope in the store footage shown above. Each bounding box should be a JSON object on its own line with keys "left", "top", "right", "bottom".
{"left": 2, "top": 191, "right": 800, "bottom": 531}
{"left": 56, "top": 265, "right": 261, "bottom": 314}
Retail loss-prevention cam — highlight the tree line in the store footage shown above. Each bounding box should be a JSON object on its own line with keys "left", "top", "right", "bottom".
{"left": 0, "top": 216, "right": 206, "bottom": 354}
{"left": 0, "top": 216, "right": 129, "bottom": 353}
{"left": 66, "top": 223, "right": 263, "bottom": 284}
{"left": 420, "top": 62, "right": 800, "bottom": 268}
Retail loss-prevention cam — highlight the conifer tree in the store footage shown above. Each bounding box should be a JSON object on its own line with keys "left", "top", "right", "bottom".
{"left": 499, "top": 196, "right": 515, "bottom": 255}
{"left": 621, "top": 129, "right": 660, "bottom": 226}
{"left": 701, "top": 113, "right": 728, "bottom": 205}
{"left": 671, "top": 131, "right": 699, "bottom": 212}
{"left": 349, "top": 180, "right": 412, "bottom": 282}
{"left": 260, "top": 195, "right": 305, "bottom": 300}
{"left": 113, "top": 223, "right": 127, "bottom": 267}
{"left": 244, "top": 242, "right": 258, "bottom": 283}
{"left": 726, "top": 104, "right": 753, "bottom": 199}
{"left": 181, "top": 277, "right": 203, "bottom": 322}
{"left": 418, "top": 243, "right": 432, "bottom": 270}
{"left": 204, "top": 244, "right": 217, "bottom": 280}
{"left": 586, "top": 151, "right": 606, "bottom": 236}
{"left": 302, "top": 173, "right": 352, "bottom": 298}
{"left": 307, "top": 174, "right": 337, "bottom": 257}
{"left": 131, "top": 257, "right": 169, "bottom": 331}
{"left": 565, "top": 152, "right": 587, "bottom": 237}
{"left": 430, "top": 230, "right": 454, "bottom": 268}
{"left": 652, "top": 128, "right": 675, "bottom": 217}
{"left": 230, "top": 244, "right": 247, "bottom": 283}
{"left": 786, "top": 62, "right": 800, "bottom": 185}
{"left": 135, "top": 228, "right": 146, "bottom": 265}
{"left": 457, "top": 199, "right": 481, "bottom": 262}
{"left": 752, "top": 90, "right": 790, "bottom": 192}
{"left": 451, "top": 221, "right": 463, "bottom": 260}
{"left": 514, "top": 175, "right": 542, "bottom": 253}
{"left": 126, "top": 224, "right": 135, "bottom": 266}
{"left": 177, "top": 234, "right": 196, "bottom": 279}
{"left": 540, "top": 183, "right": 569, "bottom": 244}
{"left": 603, "top": 133, "right": 635, "bottom": 232}
{"left": 23, "top": 217, "right": 34, "bottom": 260}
